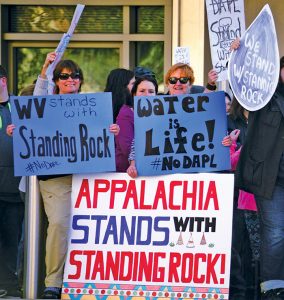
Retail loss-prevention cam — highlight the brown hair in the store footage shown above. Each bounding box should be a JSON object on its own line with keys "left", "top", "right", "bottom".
{"left": 53, "top": 60, "right": 84, "bottom": 94}
{"left": 165, "top": 63, "right": 195, "bottom": 85}
{"left": 0, "top": 65, "right": 7, "bottom": 78}
{"left": 20, "top": 84, "right": 35, "bottom": 96}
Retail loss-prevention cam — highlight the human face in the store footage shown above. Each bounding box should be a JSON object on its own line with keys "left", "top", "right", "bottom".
{"left": 225, "top": 96, "right": 231, "bottom": 114}
{"left": 135, "top": 80, "right": 156, "bottom": 96}
{"left": 56, "top": 68, "right": 81, "bottom": 94}
{"left": 167, "top": 68, "right": 191, "bottom": 95}
{"left": 127, "top": 77, "right": 135, "bottom": 92}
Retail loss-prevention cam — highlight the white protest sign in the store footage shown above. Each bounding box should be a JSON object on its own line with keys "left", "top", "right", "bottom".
{"left": 173, "top": 47, "right": 190, "bottom": 65}
{"left": 62, "top": 172, "right": 234, "bottom": 300}
{"left": 45, "top": 4, "right": 85, "bottom": 94}
{"left": 206, "top": 0, "right": 245, "bottom": 81}
{"left": 228, "top": 4, "right": 279, "bottom": 111}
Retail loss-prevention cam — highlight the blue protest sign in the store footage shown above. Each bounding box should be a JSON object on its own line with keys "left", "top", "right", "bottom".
{"left": 10, "top": 92, "right": 115, "bottom": 176}
{"left": 134, "top": 91, "right": 230, "bottom": 176}
{"left": 228, "top": 4, "right": 279, "bottom": 111}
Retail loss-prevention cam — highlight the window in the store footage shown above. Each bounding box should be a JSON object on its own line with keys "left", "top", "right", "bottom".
{"left": 9, "top": 6, "right": 123, "bottom": 33}
{"left": 2, "top": 1, "right": 171, "bottom": 94}
{"left": 16, "top": 46, "right": 120, "bottom": 94}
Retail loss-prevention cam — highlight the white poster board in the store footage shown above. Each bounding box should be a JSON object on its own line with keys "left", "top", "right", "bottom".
{"left": 206, "top": 0, "right": 245, "bottom": 81}
{"left": 62, "top": 172, "right": 234, "bottom": 300}
{"left": 173, "top": 47, "right": 190, "bottom": 65}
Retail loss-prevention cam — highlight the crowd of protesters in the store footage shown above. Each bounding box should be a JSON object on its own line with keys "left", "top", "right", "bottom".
{"left": 0, "top": 41, "right": 284, "bottom": 300}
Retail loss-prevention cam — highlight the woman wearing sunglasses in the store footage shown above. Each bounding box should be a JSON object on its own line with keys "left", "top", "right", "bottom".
{"left": 165, "top": 62, "right": 218, "bottom": 95}
{"left": 32, "top": 52, "right": 119, "bottom": 299}
{"left": 126, "top": 76, "right": 159, "bottom": 178}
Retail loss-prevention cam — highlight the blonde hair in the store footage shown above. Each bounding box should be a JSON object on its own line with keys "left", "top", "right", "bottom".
{"left": 165, "top": 63, "right": 195, "bottom": 85}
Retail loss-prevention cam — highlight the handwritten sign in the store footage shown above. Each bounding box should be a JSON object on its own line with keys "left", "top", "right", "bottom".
{"left": 206, "top": 0, "right": 245, "bottom": 81}
{"left": 10, "top": 93, "right": 115, "bottom": 176}
{"left": 134, "top": 91, "right": 230, "bottom": 176}
{"left": 173, "top": 47, "right": 190, "bottom": 65}
{"left": 62, "top": 172, "right": 234, "bottom": 300}
{"left": 228, "top": 4, "right": 279, "bottom": 111}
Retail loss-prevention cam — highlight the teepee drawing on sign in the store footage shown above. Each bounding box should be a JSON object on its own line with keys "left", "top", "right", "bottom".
{"left": 200, "top": 232, "right": 207, "bottom": 245}
{"left": 186, "top": 233, "right": 195, "bottom": 248}
{"left": 176, "top": 231, "right": 184, "bottom": 245}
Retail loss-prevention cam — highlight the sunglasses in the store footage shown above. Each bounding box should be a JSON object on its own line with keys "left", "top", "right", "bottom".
{"left": 168, "top": 77, "right": 190, "bottom": 84}
{"left": 58, "top": 73, "right": 81, "bottom": 80}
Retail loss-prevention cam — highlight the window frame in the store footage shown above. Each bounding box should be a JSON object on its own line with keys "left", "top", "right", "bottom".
{"left": 0, "top": 0, "right": 172, "bottom": 93}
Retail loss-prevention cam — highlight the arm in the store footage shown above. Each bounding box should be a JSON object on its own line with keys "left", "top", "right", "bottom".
{"left": 204, "top": 69, "right": 218, "bottom": 93}
{"left": 116, "top": 107, "right": 134, "bottom": 156}
{"left": 127, "top": 160, "right": 138, "bottom": 178}
{"left": 33, "top": 52, "right": 57, "bottom": 96}
{"left": 127, "top": 139, "right": 138, "bottom": 178}
{"left": 109, "top": 123, "right": 120, "bottom": 136}
{"left": 229, "top": 129, "right": 241, "bottom": 170}
{"left": 230, "top": 142, "right": 242, "bottom": 171}
{"left": 230, "top": 37, "right": 240, "bottom": 51}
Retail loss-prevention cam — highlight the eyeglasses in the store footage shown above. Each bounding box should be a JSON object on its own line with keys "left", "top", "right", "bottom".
{"left": 58, "top": 73, "right": 80, "bottom": 80}
{"left": 168, "top": 77, "right": 190, "bottom": 84}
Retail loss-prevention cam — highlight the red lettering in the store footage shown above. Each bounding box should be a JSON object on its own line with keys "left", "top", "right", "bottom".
{"left": 198, "top": 181, "right": 204, "bottom": 210}
{"left": 152, "top": 253, "right": 166, "bottom": 282}
{"left": 169, "top": 181, "right": 183, "bottom": 209}
{"left": 181, "top": 253, "right": 193, "bottom": 282}
{"left": 206, "top": 253, "right": 220, "bottom": 284}
{"left": 119, "top": 251, "right": 133, "bottom": 280}
{"left": 93, "top": 179, "right": 110, "bottom": 208}
{"left": 204, "top": 181, "right": 219, "bottom": 210}
{"left": 75, "top": 179, "right": 91, "bottom": 208}
{"left": 182, "top": 181, "right": 197, "bottom": 210}
{"left": 139, "top": 180, "right": 151, "bottom": 209}
{"left": 83, "top": 250, "right": 96, "bottom": 280}
{"left": 105, "top": 251, "right": 120, "bottom": 280}
{"left": 153, "top": 181, "right": 167, "bottom": 209}
{"left": 91, "top": 250, "right": 105, "bottom": 280}
{"left": 110, "top": 180, "right": 127, "bottom": 209}
{"left": 123, "top": 180, "right": 139, "bottom": 209}
{"left": 138, "top": 252, "right": 153, "bottom": 281}
{"left": 68, "top": 250, "right": 82, "bottom": 279}
{"left": 168, "top": 252, "right": 181, "bottom": 282}
{"left": 193, "top": 253, "right": 206, "bottom": 283}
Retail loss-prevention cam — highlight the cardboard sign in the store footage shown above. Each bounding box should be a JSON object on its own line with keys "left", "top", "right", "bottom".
{"left": 45, "top": 4, "right": 85, "bottom": 94}
{"left": 134, "top": 92, "right": 230, "bottom": 176}
{"left": 206, "top": 0, "right": 245, "bottom": 81}
{"left": 173, "top": 47, "right": 190, "bottom": 65}
{"left": 62, "top": 172, "right": 234, "bottom": 300}
{"left": 10, "top": 93, "right": 115, "bottom": 176}
{"left": 228, "top": 4, "right": 279, "bottom": 111}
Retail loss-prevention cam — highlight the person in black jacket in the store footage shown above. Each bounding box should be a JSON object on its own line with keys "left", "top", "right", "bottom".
{"left": 236, "top": 56, "right": 284, "bottom": 300}
{"left": 228, "top": 98, "right": 261, "bottom": 300}
{"left": 0, "top": 65, "right": 24, "bottom": 298}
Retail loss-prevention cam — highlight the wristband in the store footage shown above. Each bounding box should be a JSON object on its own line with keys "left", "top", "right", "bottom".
{"left": 206, "top": 83, "right": 217, "bottom": 91}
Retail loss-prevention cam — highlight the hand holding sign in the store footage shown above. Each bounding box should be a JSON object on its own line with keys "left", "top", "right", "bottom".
{"left": 40, "top": 52, "right": 57, "bottom": 79}
{"left": 45, "top": 4, "right": 85, "bottom": 94}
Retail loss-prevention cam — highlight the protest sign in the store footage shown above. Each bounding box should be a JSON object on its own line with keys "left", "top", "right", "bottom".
{"left": 173, "top": 47, "right": 190, "bottom": 65}
{"left": 228, "top": 4, "right": 279, "bottom": 111}
{"left": 45, "top": 4, "right": 85, "bottom": 94}
{"left": 206, "top": 0, "right": 245, "bottom": 81}
{"left": 62, "top": 172, "right": 234, "bottom": 300}
{"left": 10, "top": 92, "right": 115, "bottom": 176}
{"left": 134, "top": 91, "right": 230, "bottom": 176}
